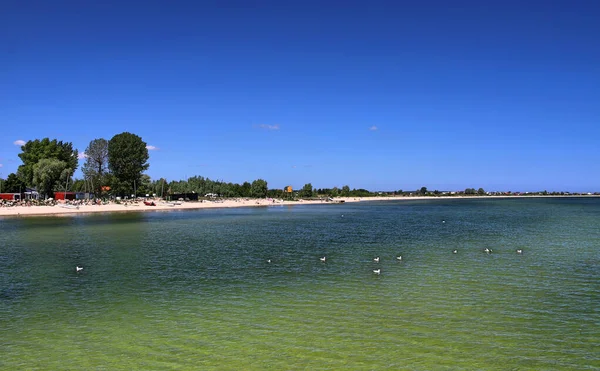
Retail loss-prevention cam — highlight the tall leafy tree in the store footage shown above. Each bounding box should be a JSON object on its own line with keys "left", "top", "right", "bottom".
{"left": 32, "top": 158, "right": 70, "bottom": 198}
{"left": 241, "top": 181, "right": 252, "bottom": 197}
{"left": 17, "top": 138, "right": 78, "bottom": 187}
{"left": 250, "top": 179, "right": 268, "bottom": 198}
{"left": 2, "top": 173, "right": 26, "bottom": 193}
{"left": 300, "top": 183, "right": 313, "bottom": 198}
{"left": 82, "top": 138, "right": 109, "bottom": 196}
{"left": 341, "top": 185, "right": 351, "bottom": 197}
{"left": 108, "top": 132, "right": 149, "bottom": 196}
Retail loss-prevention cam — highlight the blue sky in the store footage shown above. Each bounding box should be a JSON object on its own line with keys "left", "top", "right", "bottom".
{"left": 2, "top": 0, "right": 599, "bottom": 192}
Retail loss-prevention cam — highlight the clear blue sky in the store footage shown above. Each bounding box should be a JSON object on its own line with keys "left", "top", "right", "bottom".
{"left": 2, "top": 0, "right": 599, "bottom": 192}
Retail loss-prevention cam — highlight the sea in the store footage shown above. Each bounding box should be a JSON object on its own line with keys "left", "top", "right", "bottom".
{"left": 1, "top": 197, "right": 599, "bottom": 370}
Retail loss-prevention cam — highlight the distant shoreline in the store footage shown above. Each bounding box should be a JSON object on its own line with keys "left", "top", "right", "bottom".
{"left": 0, "top": 195, "right": 598, "bottom": 218}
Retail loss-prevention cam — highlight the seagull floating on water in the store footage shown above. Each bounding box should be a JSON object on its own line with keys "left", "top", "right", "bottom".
{"left": 396, "top": 256, "right": 402, "bottom": 261}
{"left": 452, "top": 249, "right": 458, "bottom": 254}
{"left": 373, "top": 257, "right": 380, "bottom": 263}
{"left": 267, "top": 259, "right": 272, "bottom": 263}
{"left": 516, "top": 249, "right": 523, "bottom": 254}
{"left": 484, "top": 248, "right": 492, "bottom": 254}
{"left": 373, "top": 269, "right": 381, "bottom": 275}
{"left": 320, "top": 257, "right": 327, "bottom": 262}
{"left": 76, "top": 266, "right": 83, "bottom": 272}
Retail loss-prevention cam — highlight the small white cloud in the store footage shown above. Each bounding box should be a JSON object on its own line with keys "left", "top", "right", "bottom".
{"left": 256, "top": 124, "right": 280, "bottom": 130}
{"left": 0, "top": 163, "right": 3, "bottom": 168}
{"left": 14, "top": 139, "right": 26, "bottom": 146}
{"left": 77, "top": 152, "right": 88, "bottom": 160}
{"left": 146, "top": 145, "right": 159, "bottom": 151}
{"left": 369, "top": 126, "right": 378, "bottom": 131}
{"left": 291, "top": 165, "right": 297, "bottom": 168}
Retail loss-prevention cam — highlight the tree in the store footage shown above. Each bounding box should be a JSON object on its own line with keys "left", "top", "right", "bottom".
{"left": 341, "top": 185, "right": 350, "bottom": 197}
{"left": 108, "top": 132, "right": 149, "bottom": 196}
{"left": 419, "top": 186, "right": 428, "bottom": 195}
{"left": 477, "top": 187, "right": 485, "bottom": 195}
{"left": 82, "top": 138, "right": 109, "bottom": 197}
{"left": 32, "top": 158, "right": 70, "bottom": 198}
{"left": 17, "top": 138, "right": 78, "bottom": 187}
{"left": 2, "top": 173, "right": 26, "bottom": 193}
{"left": 330, "top": 187, "right": 340, "bottom": 197}
{"left": 136, "top": 174, "right": 153, "bottom": 196}
{"left": 300, "top": 183, "right": 313, "bottom": 198}
{"left": 250, "top": 179, "right": 268, "bottom": 198}
{"left": 241, "top": 181, "right": 252, "bottom": 197}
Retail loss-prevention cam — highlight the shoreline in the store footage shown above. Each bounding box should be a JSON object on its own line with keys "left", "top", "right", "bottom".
{"left": 0, "top": 195, "right": 598, "bottom": 218}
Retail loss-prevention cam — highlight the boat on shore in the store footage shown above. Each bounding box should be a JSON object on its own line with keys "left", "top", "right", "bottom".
{"left": 144, "top": 201, "right": 156, "bottom": 206}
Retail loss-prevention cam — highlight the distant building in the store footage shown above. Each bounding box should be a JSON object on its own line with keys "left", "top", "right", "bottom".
{"left": 0, "top": 193, "right": 22, "bottom": 201}
{"left": 24, "top": 188, "right": 39, "bottom": 200}
{"left": 54, "top": 192, "right": 76, "bottom": 201}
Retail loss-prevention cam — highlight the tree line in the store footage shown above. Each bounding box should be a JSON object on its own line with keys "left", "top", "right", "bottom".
{"left": 0, "top": 133, "right": 272, "bottom": 199}
{"left": 1, "top": 133, "right": 149, "bottom": 199}
{"left": 4, "top": 134, "right": 575, "bottom": 199}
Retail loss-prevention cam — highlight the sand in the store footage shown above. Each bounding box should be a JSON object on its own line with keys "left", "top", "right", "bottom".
{"left": 1, "top": 195, "right": 594, "bottom": 218}
{"left": 0, "top": 197, "right": 370, "bottom": 218}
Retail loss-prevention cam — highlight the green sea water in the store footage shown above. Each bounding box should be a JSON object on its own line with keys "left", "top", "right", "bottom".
{"left": 1, "top": 197, "right": 599, "bottom": 370}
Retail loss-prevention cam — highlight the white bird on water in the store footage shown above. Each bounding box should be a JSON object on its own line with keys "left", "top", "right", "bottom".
{"left": 76, "top": 266, "right": 83, "bottom": 272}
{"left": 484, "top": 248, "right": 492, "bottom": 254}
{"left": 267, "top": 259, "right": 272, "bottom": 263}
{"left": 452, "top": 249, "right": 458, "bottom": 254}
{"left": 396, "top": 255, "right": 402, "bottom": 261}
{"left": 373, "top": 257, "right": 380, "bottom": 263}
{"left": 320, "top": 257, "right": 327, "bottom": 262}
{"left": 373, "top": 269, "right": 381, "bottom": 275}
{"left": 516, "top": 249, "right": 523, "bottom": 254}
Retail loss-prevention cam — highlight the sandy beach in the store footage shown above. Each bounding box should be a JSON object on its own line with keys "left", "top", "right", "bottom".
{"left": 1, "top": 195, "right": 595, "bottom": 218}
{"left": 0, "top": 197, "right": 371, "bottom": 218}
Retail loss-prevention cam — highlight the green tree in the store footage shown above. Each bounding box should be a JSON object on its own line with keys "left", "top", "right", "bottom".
{"left": 250, "top": 179, "right": 268, "bottom": 198}
{"left": 2, "top": 173, "right": 26, "bottom": 193}
{"left": 477, "top": 187, "right": 485, "bottom": 195}
{"left": 17, "top": 138, "right": 78, "bottom": 187}
{"left": 300, "top": 183, "right": 313, "bottom": 198}
{"left": 419, "top": 186, "right": 428, "bottom": 195}
{"left": 136, "top": 174, "right": 153, "bottom": 196}
{"left": 341, "top": 185, "right": 350, "bottom": 197}
{"left": 71, "top": 179, "right": 87, "bottom": 192}
{"left": 82, "top": 138, "right": 109, "bottom": 197}
{"left": 108, "top": 132, "right": 149, "bottom": 196}
{"left": 241, "top": 181, "right": 252, "bottom": 197}
{"left": 330, "top": 187, "right": 340, "bottom": 197}
{"left": 32, "top": 158, "right": 70, "bottom": 198}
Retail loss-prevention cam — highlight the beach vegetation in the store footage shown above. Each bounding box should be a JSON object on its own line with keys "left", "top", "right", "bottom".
{"left": 32, "top": 158, "right": 71, "bottom": 198}
{"left": 82, "top": 138, "right": 110, "bottom": 197}
{"left": 341, "top": 185, "right": 351, "bottom": 197}
{"left": 299, "top": 183, "right": 313, "bottom": 198}
{"left": 251, "top": 179, "right": 268, "bottom": 198}
{"left": 16, "top": 138, "right": 78, "bottom": 188}
{"left": 2, "top": 173, "right": 26, "bottom": 193}
{"left": 108, "top": 132, "right": 149, "bottom": 196}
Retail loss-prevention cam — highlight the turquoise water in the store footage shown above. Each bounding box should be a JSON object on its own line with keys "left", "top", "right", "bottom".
{"left": 1, "top": 198, "right": 599, "bottom": 370}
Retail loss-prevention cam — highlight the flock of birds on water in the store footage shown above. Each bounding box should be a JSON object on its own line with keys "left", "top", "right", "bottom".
{"left": 75, "top": 219, "right": 525, "bottom": 275}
